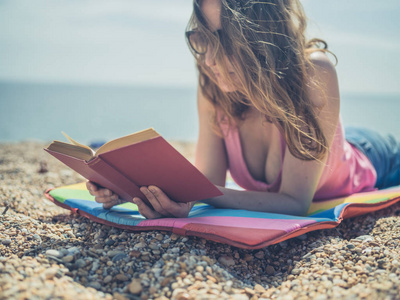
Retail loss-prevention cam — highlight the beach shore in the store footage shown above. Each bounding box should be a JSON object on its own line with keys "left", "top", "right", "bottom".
{"left": 1, "top": 141, "right": 399, "bottom": 300}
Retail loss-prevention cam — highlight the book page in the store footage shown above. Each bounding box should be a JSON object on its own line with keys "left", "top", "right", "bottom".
{"left": 62, "top": 132, "right": 95, "bottom": 156}
{"left": 95, "top": 128, "right": 160, "bottom": 155}
{"left": 46, "top": 141, "right": 94, "bottom": 161}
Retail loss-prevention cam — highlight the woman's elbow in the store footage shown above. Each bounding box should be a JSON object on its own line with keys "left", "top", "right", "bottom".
{"left": 282, "top": 193, "right": 312, "bottom": 216}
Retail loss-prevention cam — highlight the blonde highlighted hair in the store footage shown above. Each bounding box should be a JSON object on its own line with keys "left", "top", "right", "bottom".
{"left": 186, "top": 0, "right": 336, "bottom": 161}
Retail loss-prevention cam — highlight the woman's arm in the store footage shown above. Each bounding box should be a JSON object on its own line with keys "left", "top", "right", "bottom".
{"left": 195, "top": 87, "right": 228, "bottom": 186}
{"left": 202, "top": 186, "right": 312, "bottom": 216}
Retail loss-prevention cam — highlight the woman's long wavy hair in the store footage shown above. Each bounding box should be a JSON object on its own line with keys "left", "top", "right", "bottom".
{"left": 186, "top": 0, "right": 335, "bottom": 161}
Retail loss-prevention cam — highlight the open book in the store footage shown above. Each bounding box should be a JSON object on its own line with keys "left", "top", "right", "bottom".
{"left": 44, "top": 128, "right": 222, "bottom": 204}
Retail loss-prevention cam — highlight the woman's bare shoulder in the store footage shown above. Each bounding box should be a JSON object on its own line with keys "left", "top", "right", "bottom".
{"left": 308, "top": 51, "right": 337, "bottom": 78}
{"left": 304, "top": 51, "right": 340, "bottom": 114}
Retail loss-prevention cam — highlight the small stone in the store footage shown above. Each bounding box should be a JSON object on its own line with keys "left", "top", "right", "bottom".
{"left": 254, "top": 284, "right": 265, "bottom": 293}
{"left": 44, "top": 268, "right": 58, "bottom": 280}
{"left": 170, "top": 233, "right": 179, "bottom": 240}
{"left": 244, "top": 254, "right": 253, "bottom": 262}
{"left": 105, "top": 239, "right": 115, "bottom": 246}
{"left": 291, "top": 268, "right": 301, "bottom": 275}
{"left": 67, "top": 247, "right": 80, "bottom": 255}
{"left": 266, "top": 265, "right": 275, "bottom": 275}
{"left": 218, "top": 255, "right": 235, "bottom": 267}
{"left": 112, "top": 253, "right": 128, "bottom": 262}
{"left": 128, "top": 279, "right": 142, "bottom": 294}
{"left": 129, "top": 250, "right": 141, "bottom": 258}
{"left": 149, "top": 243, "right": 159, "bottom": 250}
{"left": 194, "top": 272, "right": 204, "bottom": 281}
{"left": 255, "top": 251, "right": 264, "bottom": 259}
{"left": 196, "top": 266, "right": 204, "bottom": 273}
{"left": 356, "top": 235, "right": 374, "bottom": 242}
{"left": 103, "top": 275, "right": 112, "bottom": 284}
{"left": 113, "top": 292, "right": 129, "bottom": 300}
{"left": 75, "top": 259, "right": 86, "bottom": 268}
{"left": 2, "top": 239, "right": 11, "bottom": 246}
{"left": 116, "top": 274, "right": 129, "bottom": 282}
{"left": 62, "top": 255, "right": 74, "bottom": 263}
{"left": 346, "top": 243, "right": 355, "bottom": 249}
{"left": 46, "top": 249, "right": 63, "bottom": 258}
{"left": 88, "top": 281, "right": 102, "bottom": 290}
{"left": 107, "top": 250, "right": 124, "bottom": 258}
{"left": 33, "top": 234, "right": 42, "bottom": 242}
{"left": 279, "top": 241, "right": 288, "bottom": 248}
{"left": 244, "top": 287, "right": 255, "bottom": 295}
{"left": 172, "top": 289, "right": 188, "bottom": 299}
{"left": 91, "top": 261, "right": 100, "bottom": 272}
{"left": 38, "top": 160, "right": 48, "bottom": 173}
{"left": 134, "top": 242, "right": 146, "bottom": 249}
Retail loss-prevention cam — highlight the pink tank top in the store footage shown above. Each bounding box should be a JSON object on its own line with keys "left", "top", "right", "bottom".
{"left": 221, "top": 118, "right": 377, "bottom": 201}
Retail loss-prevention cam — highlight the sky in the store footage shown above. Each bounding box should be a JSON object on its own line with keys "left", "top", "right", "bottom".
{"left": 0, "top": 0, "right": 399, "bottom": 94}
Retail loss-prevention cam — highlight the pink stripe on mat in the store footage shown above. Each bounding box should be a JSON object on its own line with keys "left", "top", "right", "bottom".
{"left": 137, "top": 216, "right": 316, "bottom": 233}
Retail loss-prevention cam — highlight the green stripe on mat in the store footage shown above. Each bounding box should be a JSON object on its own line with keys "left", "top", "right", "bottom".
{"left": 364, "top": 197, "right": 392, "bottom": 204}
{"left": 49, "top": 188, "right": 94, "bottom": 203}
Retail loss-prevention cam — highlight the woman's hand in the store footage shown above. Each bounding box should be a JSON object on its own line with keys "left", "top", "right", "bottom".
{"left": 86, "top": 181, "right": 124, "bottom": 209}
{"left": 133, "top": 186, "right": 194, "bottom": 219}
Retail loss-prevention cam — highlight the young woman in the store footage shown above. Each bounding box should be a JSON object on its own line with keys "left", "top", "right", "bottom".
{"left": 87, "top": 0, "right": 400, "bottom": 218}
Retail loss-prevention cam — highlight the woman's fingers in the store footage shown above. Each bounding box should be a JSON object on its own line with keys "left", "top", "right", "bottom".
{"left": 86, "top": 182, "right": 124, "bottom": 209}
{"left": 147, "top": 186, "right": 189, "bottom": 217}
{"left": 86, "top": 182, "right": 190, "bottom": 217}
{"left": 86, "top": 181, "right": 98, "bottom": 193}
{"left": 140, "top": 186, "right": 172, "bottom": 217}
{"left": 133, "top": 197, "right": 162, "bottom": 219}
{"left": 142, "top": 185, "right": 193, "bottom": 218}
{"left": 87, "top": 181, "right": 112, "bottom": 197}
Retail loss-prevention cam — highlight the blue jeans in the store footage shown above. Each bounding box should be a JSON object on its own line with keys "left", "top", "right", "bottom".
{"left": 345, "top": 127, "right": 400, "bottom": 189}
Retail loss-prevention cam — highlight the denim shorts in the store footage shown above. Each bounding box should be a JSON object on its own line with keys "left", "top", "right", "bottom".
{"left": 345, "top": 127, "right": 400, "bottom": 189}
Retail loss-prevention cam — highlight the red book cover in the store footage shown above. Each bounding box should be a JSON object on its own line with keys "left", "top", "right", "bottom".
{"left": 44, "top": 130, "right": 222, "bottom": 204}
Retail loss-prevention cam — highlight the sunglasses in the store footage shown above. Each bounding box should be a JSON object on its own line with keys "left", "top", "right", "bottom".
{"left": 186, "top": 29, "right": 230, "bottom": 55}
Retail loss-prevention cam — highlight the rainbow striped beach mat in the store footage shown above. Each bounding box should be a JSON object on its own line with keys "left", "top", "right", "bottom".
{"left": 45, "top": 183, "right": 400, "bottom": 249}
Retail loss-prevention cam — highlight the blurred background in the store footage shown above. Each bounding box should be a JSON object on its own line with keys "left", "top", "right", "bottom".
{"left": 0, "top": 0, "right": 399, "bottom": 144}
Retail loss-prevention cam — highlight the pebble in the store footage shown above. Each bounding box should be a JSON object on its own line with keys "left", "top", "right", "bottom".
{"left": 134, "top": 242, "right": 146, "bottom": 249}
{"left": 115, "top": 274, "right": 129, "bottom": 282}
{"left": 46, "top": 249, "right": 63, "bottom": 258}
{"left": 291, "top": 269, "right": 301, "bottom": 275}
{"left": 128, "top": 279, "right": 142, "bottom": 294}
{"left": 2, "top": 239, "right": 12, "bottom": 245}
{"left": 255, "top": 251, "right": 264, "bottom": 259}
{"left": 266, "top": 265, "right": 275, "bottom": 275}
{"left": 88, "top": 281, "right": 102, "bottom": 290}
{"left": 356, "top": 235, "right": 374, "bottom": 242}
{"left": 44, "top": 268, "right": 58, "bottom": 280}
{"left": 218, "top": 255, "right": 235, "bottom": 267}
{"left": 103, "top": 275, "right": 113, "bottom": 284}
{"left": 62, "top": 255, "right": 74, "bottom": 263}
{"left": 107, "top": 250, "right": 125, "bottom": 258}
{"left": 112, "top": 253, "right": 128, "bottom": 262}
{"left": 75, "top": 259, "right": 86, "bottom": 268}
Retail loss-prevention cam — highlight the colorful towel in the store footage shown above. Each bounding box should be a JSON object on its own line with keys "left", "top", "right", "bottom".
{"left": 45, "top": 183, "right": 400, "bottom": 249}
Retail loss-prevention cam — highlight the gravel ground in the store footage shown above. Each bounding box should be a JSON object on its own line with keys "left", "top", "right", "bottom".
{"left": 1, "top": 141, "right": 400, "bottom": 300}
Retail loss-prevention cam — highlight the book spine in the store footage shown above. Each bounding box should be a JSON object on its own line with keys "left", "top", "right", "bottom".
{"left": 88, "top": 157, "right": 143, "bottom": 203}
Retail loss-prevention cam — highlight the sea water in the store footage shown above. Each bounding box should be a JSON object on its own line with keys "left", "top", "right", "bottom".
{"left": 0, "top": 81, "right": 399, "bottom": 144}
